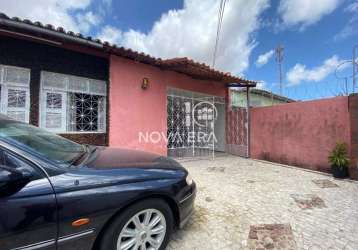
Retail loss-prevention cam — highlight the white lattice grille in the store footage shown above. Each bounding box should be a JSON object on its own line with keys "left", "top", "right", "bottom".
{"left": 40, "top": 71, "right": 107, "bottom": 133}
{"left": 67, "top": 93, "right": 104, "bottom": 132}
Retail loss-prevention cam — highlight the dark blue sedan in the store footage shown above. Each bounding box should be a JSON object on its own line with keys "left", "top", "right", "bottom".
{"left": 0, "top": 115, "right": 196, "bottom": 250}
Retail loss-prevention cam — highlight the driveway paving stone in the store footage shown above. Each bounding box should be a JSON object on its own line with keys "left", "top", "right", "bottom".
{"left": 168, "top": 155, "right": 358, "bottom": 250}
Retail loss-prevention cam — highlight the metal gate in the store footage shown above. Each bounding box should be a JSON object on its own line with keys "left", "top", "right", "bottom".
{"left": 226, "top": 105, "right": 248, "bottom": 157}
{"left": 167, "top": 88, "right": 225, "bottom": 158}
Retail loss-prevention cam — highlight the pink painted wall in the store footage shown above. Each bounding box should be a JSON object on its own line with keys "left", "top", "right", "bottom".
{"left": 250, "top": 96, "right": 351, "bottom": 172}
{"left": 109, "top": 55, "right": 226, "bottom": 155}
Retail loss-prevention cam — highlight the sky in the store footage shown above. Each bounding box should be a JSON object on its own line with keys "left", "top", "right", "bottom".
{"left": 0, "top": 0, "right": 357, "bottom": 100}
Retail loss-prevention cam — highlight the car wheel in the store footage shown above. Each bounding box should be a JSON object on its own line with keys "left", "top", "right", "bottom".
{"left": 99, "top": 199, "right": 174, "bottom": 250}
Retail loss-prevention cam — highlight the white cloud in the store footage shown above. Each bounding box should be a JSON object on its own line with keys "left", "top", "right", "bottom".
{"left": 286, "top": 55, "right": 345, "bottom": 86}
{"left": 345, "top": 1, "right": 358, "bottom": 12}
{"left": 0, "top": 0, "right": 270, "bottom": 74}
{"left": 98, "top": 0, "right": 270, "bottom": 74}
{"left": 256, "top": 81, "right": 267, "bottom": 89}
{"left": 98, "top": 0, "right": 112, "bottom": 16}
{"left": 0, "top": 0, "right": 94, "bottom": 33}
{"left": 334, "top": 1, "right": 358, "bottom": 40}
{"left": 76, "top": 11, "right": 102, "bottom": 33}
{"left": 102, "top": 0, "right": 112, "bottom": 8}
{"left": 278, "top": 0, "right": 340, "bottom": 29}
{"left": 256, "top": 49, "right": 274, "bottom": 67}
{"left": 98, "top": 25, "right": 122, "bottom": 44}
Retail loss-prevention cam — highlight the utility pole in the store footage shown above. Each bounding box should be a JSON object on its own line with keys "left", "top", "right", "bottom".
{"left": 275, "top": 44, "right": 284, "bottom": 95}
{"left": 353, "top": 44, "right": 357, "bottom": 93}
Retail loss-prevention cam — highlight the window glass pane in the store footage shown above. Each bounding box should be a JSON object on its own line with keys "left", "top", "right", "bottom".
{"left": 3, "top": 151, "right": 40, "bottom": 179}
{"left": 46, "top": 93, "right": 62, "bottom": 109}
{"left": 8, "top": 89, "right": 26, "bottom": 108}
{"left": 68, "top": 76, "right": 88, "bottom": 93}
{"left": 7, "top": 111, "right": 26, "bottom": 122}
{"left": 4, "top": 67, "right": 30, "bottom": 85}
{"left": 40, "top": 71, "right": 106, "bottom": 133}
{"left": 0, "top": 66, "right": 30, "bottom": 123}
{"left": 42, "top": 72, "right": 67, "bottom": 90}
{"left": 45, "top": 113, "right": 63, "bottom": 129}
{"left": 89, "top": 79, "right": 106, "bottom": 95}
{"left": 98, "top": 97, "right": 105, "bottom": 132}
{"left": 0, "top": 121, "right": 84, "bottom": 165}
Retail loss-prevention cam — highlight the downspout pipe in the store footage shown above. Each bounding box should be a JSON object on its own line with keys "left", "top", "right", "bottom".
{"left": 0, "top": 17, "right": 103, "bottom": 49}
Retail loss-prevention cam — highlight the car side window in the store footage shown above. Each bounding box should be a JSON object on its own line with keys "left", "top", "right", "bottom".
{"left": 3, "top": 151, "right": 41, "bottom": 179}
{"left": 0, "top": 149, "right": 42, "bottom": 185}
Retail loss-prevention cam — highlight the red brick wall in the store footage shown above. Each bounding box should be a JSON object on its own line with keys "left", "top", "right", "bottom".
{"left": 349, "top": 94, "right": 358, "bottom": 180}
{"left": 250, "top": 96, "right": 351, "bottom": 173}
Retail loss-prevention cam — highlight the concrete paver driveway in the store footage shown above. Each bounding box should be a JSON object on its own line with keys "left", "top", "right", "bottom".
{"left": 168, "top": 155, "right": 358, "bottom": 250}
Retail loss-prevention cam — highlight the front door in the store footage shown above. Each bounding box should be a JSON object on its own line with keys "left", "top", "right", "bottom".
{"left": 167, "top": 89, "right": 225, "bottom": 158}
{"left": 0, "top": 147, "right": 57, "bottom": 250}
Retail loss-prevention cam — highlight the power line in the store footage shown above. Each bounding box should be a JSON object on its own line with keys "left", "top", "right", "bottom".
{"left": 212, "top": 0, "right": 227, "bottom": 68}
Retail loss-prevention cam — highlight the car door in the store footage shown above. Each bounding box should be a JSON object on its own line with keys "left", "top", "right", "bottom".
{"left": 0, "top": 148, "right": 57, "bottom": 250}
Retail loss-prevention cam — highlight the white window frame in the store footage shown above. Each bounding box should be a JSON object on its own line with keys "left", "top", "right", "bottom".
{"left": 41, "top": 90, "right": 67, "bottom": 133}
{"left": 39, "top": 71, "right": 107, "bottom": 134}
{"left": 0, "top": 65, "right": 31, "bottom": 123}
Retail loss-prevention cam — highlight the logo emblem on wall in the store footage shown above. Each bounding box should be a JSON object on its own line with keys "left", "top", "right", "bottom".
{"left": 192, "top": 101, "right": 218, "bottom": 127}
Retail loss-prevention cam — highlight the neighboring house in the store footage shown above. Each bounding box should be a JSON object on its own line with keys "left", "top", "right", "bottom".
{"left": 0, "top": 13, "right": 255, "bottom": 156}
{"left": 231, "top": 88, "right": 295, "bottom": 107}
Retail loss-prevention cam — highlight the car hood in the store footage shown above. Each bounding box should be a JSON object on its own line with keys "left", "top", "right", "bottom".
{"left": 50, "top": 147, "right": 187, "bottom": 192}
{"left": 85, "top": 147, "right": 185, "bottom": 171}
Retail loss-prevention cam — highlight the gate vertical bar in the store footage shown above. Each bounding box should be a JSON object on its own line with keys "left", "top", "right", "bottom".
{"left": 212, "top": 96, "right": 215, "bottom": 159}
{"left": 192, "top": 93, "right": 195, "bottom": 157}
{"left": 354, "top": 45, "right": 357, "bottom": 93}
{"left": 246, "top": 86, "right": 251, "bottom": 158}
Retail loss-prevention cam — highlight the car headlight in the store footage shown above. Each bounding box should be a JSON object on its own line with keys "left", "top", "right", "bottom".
{"left": 186, "top": 173, "right": 193, "bottom": 186}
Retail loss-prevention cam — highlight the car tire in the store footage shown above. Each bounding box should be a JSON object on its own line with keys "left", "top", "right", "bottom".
{"left": 98, "top": 198, "right": 174, "bottom": 250}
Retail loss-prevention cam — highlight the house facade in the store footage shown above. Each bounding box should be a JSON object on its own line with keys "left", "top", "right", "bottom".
{"left": 109, "top": 55, "right": 229, "bottom": 155}
{"left": 231, "top": 88, "right": 295, "bottom": 107}
{"left": 0, "top": 13, "right": 254, "bottom": 157}
{"left": 0, "top": 34, "right": 109, "bottom": 145}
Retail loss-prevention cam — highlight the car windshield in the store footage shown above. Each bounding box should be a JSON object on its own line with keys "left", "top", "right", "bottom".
{"left": 0, "top": 120, "right": 85, "bottom": 166}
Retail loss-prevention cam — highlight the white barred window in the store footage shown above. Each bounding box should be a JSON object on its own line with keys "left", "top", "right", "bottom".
{"left": 0, "top": 65, "right": 30, "bottom": 123}
{"left": 40, "top": 71, "right": 106, "bottom": 133}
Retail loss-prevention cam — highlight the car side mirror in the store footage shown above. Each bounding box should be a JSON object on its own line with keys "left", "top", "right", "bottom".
{"left": 0, "top": 165, "right": 32, "bottom": 196}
